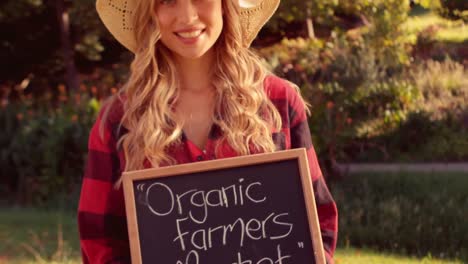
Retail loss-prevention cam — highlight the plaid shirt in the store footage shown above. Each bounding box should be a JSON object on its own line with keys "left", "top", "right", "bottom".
{"left": 78, "top": 75, "right": 338, "bottom": 263}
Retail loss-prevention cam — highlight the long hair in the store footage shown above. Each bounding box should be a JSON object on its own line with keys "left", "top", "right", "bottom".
{"left": 101, "top": 0, "right": 284, "bottom": 181}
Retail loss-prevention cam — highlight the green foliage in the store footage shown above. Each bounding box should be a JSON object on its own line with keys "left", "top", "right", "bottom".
{"left": 413, "top": 0, "right": 467, "bottom": 21}
{"left": 275, "top": 0, "right": 336, "bottom": 24}
{"left": 406, "top": 12, "right": 468, "bottom": 45}
{"left": 413, "top": 0, "right": 442, "bottom": 9}
{"left": 0, "top": 0, "right": 46, "bottom": 21}
{"left": 354, "top": 111, "right": 468, "bottom": 162}
{"left": 332, "top": 172, "right": 468, "bottom": 261}
{"left": 438, "top": 0, "right": 468, "bottom": 21}
{"left": 335, "top": 248, "right": 463, "bottom": 263}
{"left": 418, "top": 123, "right": 468, "bottom": 161}
{"left": 382, "top": 59, "right": 468, "bottom": 162}
{"left": 258, "top": 30, "right": 418, "bottom": 162}
{"left": 267, "top": 0, "right": 412, "bottom": 38}
{"left": 70, "top": 0, "right": 114, "bottom": 61}
{"left": 258, "top": 5, "right": 466, "bottom": 163}
{"left": 413, "top": 23, "right": 467, "bottom": 60}
{"left": 0, "top": 0, "right": 119, "bottom": 84}
{"left": 364, "top": 1, "right": 413, "bottom": 69}
{"left": 0, "top": 0, "right": 59, "bottom": 82}
{"left": 0, "top": 86, "right": 98, "bottom": 206}
{"left": 411, "top": 59, "right": 467, "bottom": 116}
{"left": 322, "top": 59, "right": 467, "bottom": 162}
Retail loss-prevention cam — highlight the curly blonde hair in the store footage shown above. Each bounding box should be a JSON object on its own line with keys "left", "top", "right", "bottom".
{"left": 101, "top": 0, "right": 283, "bottom": 177}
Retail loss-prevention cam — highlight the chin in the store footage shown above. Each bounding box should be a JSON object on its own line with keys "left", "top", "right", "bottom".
{"left": 178, "top": 51, "right": 206, "bottom": 59}
{"left": 173, "top": 46, "right": 213, "bottom": 60}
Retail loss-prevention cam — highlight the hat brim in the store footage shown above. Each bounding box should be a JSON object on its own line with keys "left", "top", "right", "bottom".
{"left": 96, "top": 0, "right": 280, "bottom": 53}
{"left": 96, "top": 0, "right": 138, "bottom": 52}
{"left": 239, "top": 0, "right": 280, "bottom": 46}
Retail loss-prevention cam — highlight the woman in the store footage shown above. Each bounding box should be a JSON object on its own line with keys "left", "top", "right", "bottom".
{"left": 78, "top": 0, "right": 338, "bottom": 263}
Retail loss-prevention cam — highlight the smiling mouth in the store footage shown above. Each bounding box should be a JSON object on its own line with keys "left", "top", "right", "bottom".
{"left": 175, "top": 29, "right": 205, "bottom": 39}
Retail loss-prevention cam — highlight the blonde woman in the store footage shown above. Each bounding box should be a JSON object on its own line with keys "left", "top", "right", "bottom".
{"left": 78, "top": 0, "right": 338, "bottom": 263}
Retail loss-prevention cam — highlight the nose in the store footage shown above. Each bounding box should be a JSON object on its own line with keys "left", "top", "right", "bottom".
{"left": 177, "top": 0, "right": 199, "bottom": 24}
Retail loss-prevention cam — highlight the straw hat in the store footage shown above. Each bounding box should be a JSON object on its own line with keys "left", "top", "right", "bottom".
{"left": 96, "top": 0, "right": 280, "bottom": 53}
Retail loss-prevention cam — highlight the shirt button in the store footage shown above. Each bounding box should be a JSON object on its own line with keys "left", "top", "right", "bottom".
{"left": 196, "top": 155, "right": 203, "bottom": 161}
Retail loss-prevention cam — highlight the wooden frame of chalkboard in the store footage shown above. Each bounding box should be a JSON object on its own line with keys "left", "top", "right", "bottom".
{"left": 122, "top": 148, "right": 326, "bottom": 264}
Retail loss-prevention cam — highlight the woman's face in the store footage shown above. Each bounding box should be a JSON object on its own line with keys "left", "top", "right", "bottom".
{"left": 155, "top": 0, "right": 223, "bottom": 60}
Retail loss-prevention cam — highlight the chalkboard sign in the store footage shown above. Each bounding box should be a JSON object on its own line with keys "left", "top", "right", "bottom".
{"left": 122, "top": 148, "right": 325, "bottom": 264}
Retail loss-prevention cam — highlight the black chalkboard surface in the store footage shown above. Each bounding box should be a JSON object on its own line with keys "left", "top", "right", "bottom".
{"left": 122, "top": 148, "right": 325, "bottom": 264}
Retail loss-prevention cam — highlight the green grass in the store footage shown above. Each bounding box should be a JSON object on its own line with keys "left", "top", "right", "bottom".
{"left": 0, "top": 208, "right": 80, "bottom": 264}
{"left": 335, "top": 248, "right": 462, "bottom": 264}
{"left": 332, "top": 172, "right": 468, "bottom": 262}
{"left": 404, "top": 12, "right": 467, "bottom": 43}
{"left": 0, "top": 207, "right": 464, "bottom": 264}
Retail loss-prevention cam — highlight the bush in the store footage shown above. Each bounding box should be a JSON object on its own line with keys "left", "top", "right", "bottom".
{"left": 411, "top": 59, "right": 467, "bottom": 119}
{"left": 258, "top": 36, "right": 467, "bottom": 164}
{"left": 332, "top": 172, "right": 468, "bottom": 261}
{"left": 258, "top": 34, "right": 418, "bottom": 167}
{"left": 348, "top": 111, "right": 468, "bottom": 162}
{"left": 0, "top": 85, "right": 99, "bottom": 206}
{"left": 339, "top": 59, "right": 468, "bottom": 162}
{"left": 391, "top": 59, "right": 468, "bottom": 162}
{"left": 259, "top": 0, "right": 415, "bottom": 168}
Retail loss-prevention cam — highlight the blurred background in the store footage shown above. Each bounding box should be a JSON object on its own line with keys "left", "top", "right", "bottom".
{"left": 0, "top": 0, "right": 467, "bottom": 263}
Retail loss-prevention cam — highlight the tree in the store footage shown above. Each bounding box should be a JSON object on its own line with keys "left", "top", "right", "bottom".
{"left": 268, "top": 0, "right": 337, "bottom": 36}
{"left": 261, "top": 0, "right": 377, "bottom": 43}
{"left": 56, "top": 0, "right": 80, "bottom": 91}
{"left": 0, "top": 0, "right": 117, "bottom": 92}
{"left": 0, "top": 0, "right": 58, "bottom": 86}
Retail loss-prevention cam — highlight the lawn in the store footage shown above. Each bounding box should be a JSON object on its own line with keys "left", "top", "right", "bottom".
{"left": 0, "top": 208, "right": 80, "bottom": 264}
{"left": 0, "top": 208, "right": 463, "bottom": 264}
{"left": 335, "top": 248, "right": 462, "bottom": 264}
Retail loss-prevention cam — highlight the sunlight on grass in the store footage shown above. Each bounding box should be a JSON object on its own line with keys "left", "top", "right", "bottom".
{"left": 436, "top": 28, "right": 468, "bottom": 43}
{"left": 404, "top": 13, "right": 467, "bottom": 43}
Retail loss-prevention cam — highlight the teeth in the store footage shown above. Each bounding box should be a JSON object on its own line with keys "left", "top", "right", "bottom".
{"left": 177, "top": 30, "right": 203, "bottom": 38}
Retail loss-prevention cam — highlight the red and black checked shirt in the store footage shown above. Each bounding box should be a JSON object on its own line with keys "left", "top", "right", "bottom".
{"left": 78, "top": 75, "right": 338, "bottom": 263}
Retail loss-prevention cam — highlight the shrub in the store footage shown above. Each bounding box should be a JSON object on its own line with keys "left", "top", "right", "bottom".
{"left": 411, "top": 59, "right": 467, "bottom": 119}
{"left": 340, "top": 59, "right": 468, "bottom": 162}
{"left": 0, "top": 85, "right": 99, "bottom": 206}
{"left": 350, "top": 111, "right": 468, "bottom": 162}
{"left": 332, "top": 172, "right": 468, "bottom": 261}
{"left": 260, "top": 1, "right": 415, "bottom": 146}
{"left": 258, "top": 34, "right": 418, "bottom": 167}
{"left": 394, "top": 59, "right": 468, "bottom": 161}
{"left": 258, "top": 34, "right": 467, "bottom": 163}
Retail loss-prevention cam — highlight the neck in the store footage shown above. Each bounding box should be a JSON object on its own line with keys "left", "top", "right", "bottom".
{"left": 174, "top": 50, "right": 215, "bottom": 93}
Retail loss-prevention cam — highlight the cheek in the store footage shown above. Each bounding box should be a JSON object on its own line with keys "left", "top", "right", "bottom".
{"left": 204, "top": 2, "right": 223, "bottom": 30}
{"left": 156, "top": 12, "right": 171, "bottom": 33}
